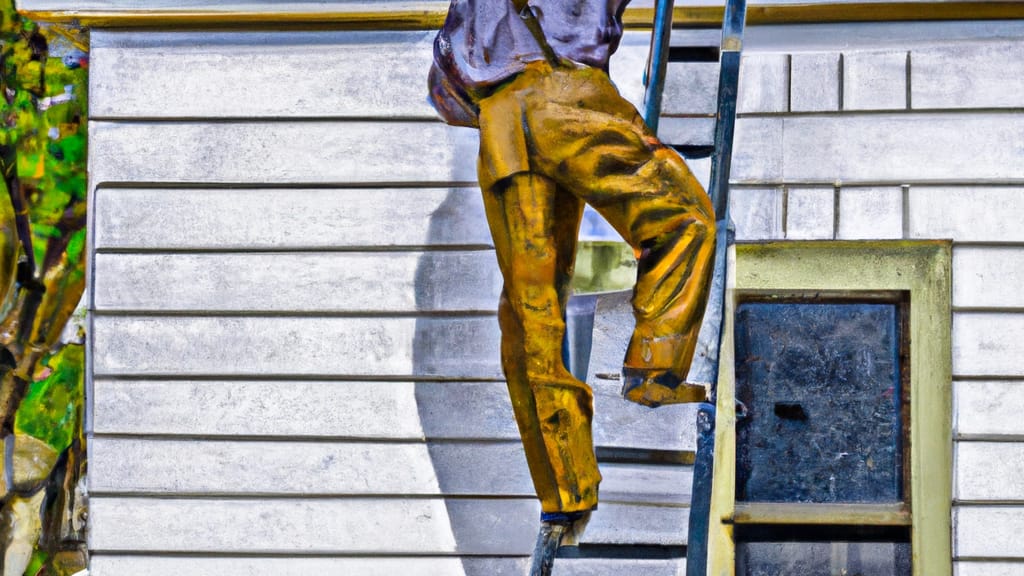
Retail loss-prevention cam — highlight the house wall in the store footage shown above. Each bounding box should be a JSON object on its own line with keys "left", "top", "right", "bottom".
{"left": 84, "top": 27, "right": 698, "bottom": 576}
{"left": 716, "top": 23, "right": 1024, "bottom": 576}
{"left": 77, "top": 8, "right": 1024, "bottom": 576}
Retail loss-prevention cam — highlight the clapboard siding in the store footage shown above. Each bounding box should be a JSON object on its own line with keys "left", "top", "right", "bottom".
{"left": 93, "top": 252, "right": 503, "bottom": 313}
{"left": 89, "top": 30, "right": 655, "bottom": 120}
{"left": 912, "top": 43, "right": 1024, "bottom": 110}
{"left": 84, "top": 22, "right": 1024, "bottom": 574}
{"left": 88, "top": 556, "right": 687, "bottom": 576}
{"left": 88, "top": 497, "right": 534, "bottom": 554}
{"left": 93, "top": 187, "right": 492, "bottom": 250}
{"left": 89, "top": 121, "right": 479, "bottom": 186}
{"left": 92, "top": 309, "right": 700, "bottom": 448}
{"left": 956, "top": 507, "right": 1024, "bottom": 559}
{"left": 90, "top": 380, "right": 513, "bottom": 439}
{"left": 92, "top": 315, "right": 503, "bottom": 378}
{"left": 90, "top": 379, "right": 698, "bottom": 452}
{"left": 88, "top": 497, "right": 687, "bottom": 553}
{"left": 789, "top": 52, "right": 841, "bottom": 112}
{"left": 956, "top": 563, "right": 1024, "bottom": 576}
{"left": 952, "top": 313, "right": 1024, "bottom": 378}
{"left": 956, "top": 442, "right": 1024, "bottom": 502}
{"left": 780, "top": 113, "right": 1024, "bottom": 184}
{"left": 736, "top": 53, "right": 790, "bottom": 114}
{"left": 842, "top": 49, "right": 909, "bottom": 111}
{"left": 90, "top": 31, "right": 440, "bottom": 120}
{"left": 88, "top": 557, "right": 515, "bottom": 576}
{"left": 89, "top": 438, "right": 693, "bottom": 504}
{"left": 837, "top": 186, "right": 903, "bottom": 240}
{"left": 92, "top": 112, "right": 1024, "bottom": 188}
{"left": 717, "top": 31, "right": 1024, "bottom": 574}
{"left": 909, "top": 186, "right": 1024, "bottom": 243}
{"left": 953, "top": 247, "right": 1024, "bottom": 309}
{"left": 90, "top": 119, "right": 790, "bottom": 185}
{"left": 89, "top": 440, "right": 529, "bottom": 497}
{"left": 955, "top": 381, "right": 1024, "bottom": 439}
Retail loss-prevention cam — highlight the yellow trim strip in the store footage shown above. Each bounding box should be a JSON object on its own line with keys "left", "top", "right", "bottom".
{"left": 707, "top": 244, "right": 738, "bottom": 576}
{"left": 18, "top": 10, "right": 448, "bottom": 30}
{"left": 19, "top": 2, "right": 1024, "bottom": 29}
{"left": 731, "top": 502, "right": 912, "bottom": 526}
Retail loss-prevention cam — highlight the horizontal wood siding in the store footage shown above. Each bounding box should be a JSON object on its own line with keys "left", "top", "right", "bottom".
{"left": 88, "top": 556, "right": 688, "bottom": 576}
{"left": 715, "top": 32, "right": 1024, "bottom": 576}
{"left": 90, "top": 438, "right": 693, "bottom": 503}
{"left": 87, "top": 19, "right": 1024, "bottom": 574}
{"left": 87, "top": 28, "right": 695, "bottom": 574}
{"left": 92, "top": 187, "right": 492, "bottom": 250}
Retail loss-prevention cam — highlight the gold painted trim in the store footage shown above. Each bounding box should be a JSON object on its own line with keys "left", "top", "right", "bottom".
{"left": 731, "top": 502, "right": 912, "bottom": 526}
{"left": 708, "top": 240, "right": 952, "bottom": 576}
{"left": 17, "top": 9, "right": 448, "bottom": 30}
{"left": 18, "top": 2, "right": 1024, "bottom": 29}
{"left": 707, "top": 244, "right": 738, "bottom": 576}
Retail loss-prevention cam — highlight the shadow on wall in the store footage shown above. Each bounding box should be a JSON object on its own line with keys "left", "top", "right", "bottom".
{"left": 413, "top": 188, "right": 538, "bottom": 575}
{"left": 410, "top": 190, "right": 700, "bottom": 573}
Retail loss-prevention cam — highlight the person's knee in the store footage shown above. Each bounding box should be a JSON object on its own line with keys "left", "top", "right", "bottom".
{"left": 635, "top": 211, "right": 715, "bottom": 258}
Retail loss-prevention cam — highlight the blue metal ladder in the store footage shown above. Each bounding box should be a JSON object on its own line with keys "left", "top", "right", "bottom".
{"left": 643, "top": 1, "right": 748, "bottom": 574}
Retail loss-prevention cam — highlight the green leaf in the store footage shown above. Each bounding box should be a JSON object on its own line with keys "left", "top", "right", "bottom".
{"left": 15, "top": 344, "right": 84, "bottom": 453}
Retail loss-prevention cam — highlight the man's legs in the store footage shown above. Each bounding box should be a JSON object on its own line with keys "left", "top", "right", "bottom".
{"left": 481, "top": 172, "right": 600, "bottom": 514}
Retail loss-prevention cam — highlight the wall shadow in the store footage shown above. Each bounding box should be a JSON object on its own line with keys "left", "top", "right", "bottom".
{"left": 412, "top": 188, "right": 534, "bottom": 575}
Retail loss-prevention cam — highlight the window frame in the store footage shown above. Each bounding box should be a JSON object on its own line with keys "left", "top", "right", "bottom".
{"left": 707, "top": 240, "right": 952, "bottom": 576}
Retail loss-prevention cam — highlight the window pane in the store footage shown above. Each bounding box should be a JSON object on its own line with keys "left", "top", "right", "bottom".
{"left": 736, "top": 525, "right": 911, "bottom": 576}
{"left": 735, "top": 302, "right": 903, "bottom": 503}
{"left": 737, "top": 541, "right": 911, "bottom": 576}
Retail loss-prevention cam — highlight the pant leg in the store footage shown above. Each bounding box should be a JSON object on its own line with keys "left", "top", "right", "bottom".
{"left": 481, "top": 172, "right": 599, "bottom": 513}
{"left": 523, "top": 66, "right": 717, "bottom": 399}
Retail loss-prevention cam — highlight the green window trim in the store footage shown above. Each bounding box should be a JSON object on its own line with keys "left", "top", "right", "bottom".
{"left": 708, "top": 240, "right": 952, "bottom": 576}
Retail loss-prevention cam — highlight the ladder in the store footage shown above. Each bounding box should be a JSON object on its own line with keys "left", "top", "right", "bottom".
{"left": 643, "top": 1, "right": 748, "bottom": 574}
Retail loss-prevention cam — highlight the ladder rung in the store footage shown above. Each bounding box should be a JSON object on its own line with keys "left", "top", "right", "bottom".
{"left": 668, "top": 45, "right": 720, "bottom": 63}
{"left": 671, "top": 144, "right": 716, "bottom": 159}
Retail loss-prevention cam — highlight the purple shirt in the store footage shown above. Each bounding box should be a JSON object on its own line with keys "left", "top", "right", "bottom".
{"left": 429, "top": 0, "right": 631, "bottom": 126}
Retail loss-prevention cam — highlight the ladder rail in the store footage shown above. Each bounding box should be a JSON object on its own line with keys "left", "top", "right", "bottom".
{"left": 687, "top": 0, "right": 747, "bottom": 574}
{"left": 643, "top": 0, "right": 676, "bottom": 131}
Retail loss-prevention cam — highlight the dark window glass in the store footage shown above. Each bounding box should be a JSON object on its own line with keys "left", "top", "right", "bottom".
{"left": 737, "top": 541, "right": 911, "bottom": 576}
{"left": 736, "top": 526, "right": 911, "bottom": 576}
{"left": 734, "top": 302, "right": 903, "bottom": 503}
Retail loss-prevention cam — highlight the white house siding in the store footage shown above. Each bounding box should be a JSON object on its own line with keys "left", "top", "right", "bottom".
{"left": 708, "top": 27, "right": 1024, "bottom": 576}
{"left": 82, "top": 11, "right": 1024, "bottom": 576}
{"left": 85, "top": 28, "right": 694, "bottom": 576}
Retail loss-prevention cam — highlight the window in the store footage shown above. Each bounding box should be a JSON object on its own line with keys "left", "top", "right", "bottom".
{"left": 708, "top": 241, "right": 952, "bottom": 576}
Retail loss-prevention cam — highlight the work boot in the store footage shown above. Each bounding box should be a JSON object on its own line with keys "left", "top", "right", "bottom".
{"left": 621, "top": 367, "right": 708, "bottom": 407}
{"left": 529, "top": 510, "right": 593, "bottom": 576}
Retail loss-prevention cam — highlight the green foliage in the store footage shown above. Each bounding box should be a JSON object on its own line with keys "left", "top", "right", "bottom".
{"left": 26, "top": 549, "right": 48, "bottom": 576}
{"left": 0, "top": 1, "right": 90, "bottom": 571}
{"left": 15, "top": 344, "right": 84, "bottom": 453}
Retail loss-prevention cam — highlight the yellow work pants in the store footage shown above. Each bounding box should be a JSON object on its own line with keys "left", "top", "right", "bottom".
{"left": 477, "top": 62, "right": 716, "bottom": 513}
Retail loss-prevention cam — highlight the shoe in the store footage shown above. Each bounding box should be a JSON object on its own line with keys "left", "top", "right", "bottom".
{"left": 529, "top": 510, "right": 591, "bottom": 576}
{"left": 540, "top": 510, "right": 592, "bottom": 547}
{"left": 621, "top": 367, "right": 708, "bottom": 407}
